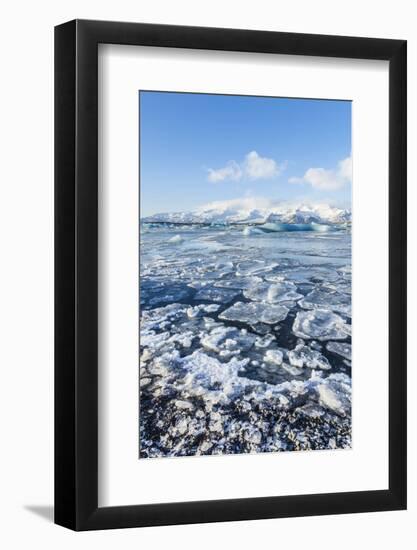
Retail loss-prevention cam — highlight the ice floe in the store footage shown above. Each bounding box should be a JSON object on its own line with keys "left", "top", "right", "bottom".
{"left": 326, "top": 341, "right": 352, "bottom": 361}
{"left": 219, "top": 301, "right": 289, "bottom": 325}
{"left": 194, "top": 287, "right": 240, "bottom": 303}
{"left": 243, "top": 281, "right": 303, "bottom": 303}
{"left": 292, "top": 309, "right": 351, "bottom": 340}
{"left": 299, "top": 288, "right": 351, "bottom": 316}
{"left": 168, "top": 234, "right": 184, "bottom": 244}
{"left": 287, "top": 342, "right": 331, "bottom": 370}
{"left": 200, "top": 325, "right": 256, "bottom": 357}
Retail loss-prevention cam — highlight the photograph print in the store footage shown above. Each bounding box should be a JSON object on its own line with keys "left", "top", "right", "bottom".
{"left": 139, "top": 91, "right": 352, "bottom": 459}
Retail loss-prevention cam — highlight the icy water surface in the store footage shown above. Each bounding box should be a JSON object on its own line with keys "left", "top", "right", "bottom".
{"left": 139, "top": 225, "right": 352, "bottom": 458}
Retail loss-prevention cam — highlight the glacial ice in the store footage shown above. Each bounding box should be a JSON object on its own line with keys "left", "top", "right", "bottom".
{"left": 292, "top": 309, "right": 350, "bottom": 340}
{"left": 259, "top": 222, "right": 331, "bottom": 233}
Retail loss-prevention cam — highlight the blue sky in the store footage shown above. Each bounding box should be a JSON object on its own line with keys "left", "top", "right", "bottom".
{"left": 140, "top": 91, "right": 351, "bottom": 217}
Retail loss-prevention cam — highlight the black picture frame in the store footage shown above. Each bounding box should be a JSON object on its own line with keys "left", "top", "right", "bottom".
{"left": 55, "top": 19, "right": 407, "bottom": 531}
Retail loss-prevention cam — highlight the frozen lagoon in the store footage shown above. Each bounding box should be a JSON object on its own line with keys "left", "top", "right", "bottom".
{"left": 139, "top": 224, "right": 352, "bottom": 458}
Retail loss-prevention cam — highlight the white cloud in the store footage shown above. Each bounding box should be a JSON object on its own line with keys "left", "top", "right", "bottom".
{"left": 207, "top": 150, "right": 285, "bottom": 183}
{"left": 244, "top": 151, "right": 282, "bottom": 179}
{"left": 338, "top": 156, "right": 352, "bottom": 181}
{"left": 207, "top": 160, "right": 242, "bottom": 183}
{"left": 289, "top": 156, "right": 352, "bottom": 191}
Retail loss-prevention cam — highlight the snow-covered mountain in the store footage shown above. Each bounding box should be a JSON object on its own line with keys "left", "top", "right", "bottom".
{"left": 143, "top": 202, "right": 351, "bottom": 225}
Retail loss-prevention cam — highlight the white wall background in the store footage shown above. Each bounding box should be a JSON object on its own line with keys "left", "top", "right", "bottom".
{"left": 0, "top": 1, "right": 414, "bottom": 548}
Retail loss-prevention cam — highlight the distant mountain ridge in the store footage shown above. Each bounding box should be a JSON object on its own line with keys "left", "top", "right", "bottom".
{"left": 143, "top": 203, "right": 351, "bottom": 225}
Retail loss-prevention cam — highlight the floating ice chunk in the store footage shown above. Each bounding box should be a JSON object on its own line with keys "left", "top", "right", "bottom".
{"left": 181, "top": 239, "right": 231, "bottom": 253}
{"left": 141, "top": 303, "right": 188, "bottom": 330}
{"left": 338, "top": 265, "right": 352, "bottom": 278}
{"left": 194, "top": 287, "right": 239, "bottom": 303}
{"left": 258, "top": 222, "right": 331, "bottom": 233}
{"left": 280, "top": 363, "right": 303, "bottom": 376}
{"left": 317, "top": 383, "right": 349, "bottom": 416}
{"left": 200, "top": 325, "right": 256, "bottom": 355}
{"left": 254, "top": 334, "right": 275, "bottom": 348}
{"left": 214, "top": 276, "right": 263, "bottom": 290}
{"left": 173, "top": 417, "right": 189, "bottom": 435}
{"left": 296, "top": 403, "right": 325, "bottom": 419}
{"left": 326, "top": 341, "right": 352, "bottom": 361}
{"left": 310, "top": 340, "right": 322, "bottom": 351}
{"left": 236, "top": 260, "right": 277, "bottom": 276}
{"left": 264, "top": 349, "right": 284, "bottom": 365}
{"left": 322, "top": 279, "right": 352, "bottom": 295}
{"left": 293, "top": 309, "right": 350, "bottom": 340}
{"left": 299, "top": 288, "right": 351, "bottom": 316}
{"left": 250, "top": 323, "right": 272, "bottom": 335}
{"left": 175, "top": 400, "right": 194, "bottom": 411}
{"left": 179, "top": 350, "right": 250, "bottom": 399}
{"left": 146, "top": 349, "right": 181, "bottom": 377}
{"left": 242, "top": 226, "right": 264, "bottom": 236}
{"left": 141, "top": 328, "right": 194, "bottom": 355}
{"left": 243, "top": 426, "right": 262, "bottom": 445}
{"left": 315, "top": 373, "right": 351, "bottom": 416}
{"left": 219, "top": 301, "right": 289, "bottom": 325}
{"left": 288, "top": 343, "right": 331, "bottom": 370}
{"left": 243, "top": 281, "right": 303, "bottom": 303}
{"left": 140, "top": 330, "right": 171, "bottom": 351}
{"left": 186, "top": 304, "right": 220, "bottom": 318}
{"left": 168, "top": 331, "right": 194, "bottom": 348}
{"left": 168, "top": 234, "right": 184, "bottom": 244}
{"left": 264, "top": 274, "right": 286, "bottom": 283}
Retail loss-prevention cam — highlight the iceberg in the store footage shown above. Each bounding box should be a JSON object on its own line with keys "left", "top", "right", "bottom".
{"left": 258, "top": 222, "right": 331, "bottom": 233}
